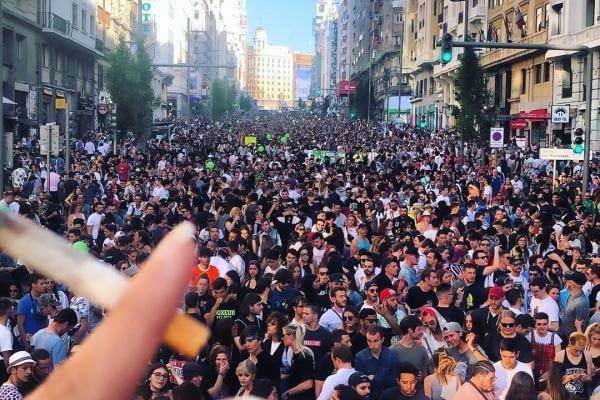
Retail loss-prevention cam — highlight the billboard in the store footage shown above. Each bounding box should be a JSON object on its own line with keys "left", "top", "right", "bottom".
{"left": 295, "top": 66, "right": 312, "bottom": 100}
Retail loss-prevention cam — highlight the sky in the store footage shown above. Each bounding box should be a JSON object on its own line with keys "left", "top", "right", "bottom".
{"left": 246, "top": 0, "right": 316, "bottom": 53}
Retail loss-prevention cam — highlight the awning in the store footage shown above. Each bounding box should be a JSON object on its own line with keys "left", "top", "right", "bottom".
{"left": 2, "top": 97, "right": 16, "bottom": 105}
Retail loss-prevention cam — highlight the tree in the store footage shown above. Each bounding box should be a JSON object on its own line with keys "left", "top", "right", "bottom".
{"left": 106, "top": 37, "right": 154, "bottom": 139}
{"left": 211, "top": 79, "right": 227, "bottom": 119}
{"left": 239, "top": 93, "right": 253, "bottom": 112}
{"left": 350, "top": 75, "right": 374, "bottom": 120}
{"left": 451, "top": 48, "right": 495, "bottom": 142}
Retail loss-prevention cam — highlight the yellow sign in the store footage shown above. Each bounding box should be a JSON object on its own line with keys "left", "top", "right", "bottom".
{"left": 244, "top": 136, "right": 257, "bottom": 146}
{"left": 55, "top": 98, "right": 67, "bottom": 109}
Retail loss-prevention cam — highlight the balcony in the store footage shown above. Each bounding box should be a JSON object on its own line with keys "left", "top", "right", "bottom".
{"left": 480, "top": 30, "right": 548, "bottom": 69}
{"left": 548, "top": 24, "right": 600, "bottom": 51}
{"left": 95, "top": 39, "right": 105, "bottom": 52}
{"left": 469, "top": 4, "right": 487, "bottom": 24}
{"left": 43, "top": 12, "right": 71, "bottom": 35}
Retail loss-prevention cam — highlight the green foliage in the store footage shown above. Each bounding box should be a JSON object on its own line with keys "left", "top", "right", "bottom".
{"left": 350, "top": 75, "right": 374, "bottom": 120}
{"left": 452, "top": 48, "right": 495, "bottom": 142}
{"left": 211, "top": 79, "right": 237, "bottom": 119}
{"left": 106, "top": 37, "right": 154, "bottom": 139}
{"left": 239, "top": 93, "right": 253, "bottom": 112}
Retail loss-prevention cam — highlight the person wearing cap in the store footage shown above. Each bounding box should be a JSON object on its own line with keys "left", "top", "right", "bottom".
{"left": 347, "top": 372, "right": 371, "bottom": 399}
{"left": 30, "top": 308, "right": 77, "bottom": 365}
{"left": 376, "top": 288, "right": 408, "bottom": 343}
{"left": 454, "top": 360, "right": 496, "bottom": 399}
{"left": 561, "top": 270, "right": 590, "bottom": 338}
{"left": 18, "top": 349, "right": 52, "bottom": 397}
{"left": 442, "top": 321, "right": 487, "bottom": 381}
{"left": 268, "top": 269, "right": 299, "bottom": 314}
{"left": 0, "top": 351, "right": 36, "bottom": 399}
{"left": 470, "top": 286, "right": 505, "bottom": 341}
{"left": 361, "top": 281, "right": 380, "bottom": 310}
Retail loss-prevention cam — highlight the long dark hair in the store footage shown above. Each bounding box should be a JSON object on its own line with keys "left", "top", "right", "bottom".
{"left": 136, "top": 362, "right": 171, "bottom": 400}
{"left": 504, "top": 371, "right": 537, "bottom": 400}
{"left": 543, "top": 362, "right": 569, "bottom": 400}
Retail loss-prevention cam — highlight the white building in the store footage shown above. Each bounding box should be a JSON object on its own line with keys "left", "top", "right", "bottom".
{"left": 314, "top": 0, "right": 338, "bottom": 95}
{"left": 546, "top": 0, "right": 600, "bottom": 150}
{"left": 142, "top": 0, "right": 193, "bottom": 118}
{"left": 221, "top": 0, "right": 248, "bottom": 90}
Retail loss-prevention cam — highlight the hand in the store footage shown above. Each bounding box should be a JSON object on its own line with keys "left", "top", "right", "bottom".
{"left": 466, "top": 332, "right": 476, "bottom": 348}
{"left": 218, "top": 360, "right": 229, "bottom": 374}
{"left": 26, "top": 223, "right": 197, "bottom": 400}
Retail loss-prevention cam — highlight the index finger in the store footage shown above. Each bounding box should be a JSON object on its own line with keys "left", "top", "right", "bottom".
{"left": 29, "top": 223, "right": 198, "bottom": 400}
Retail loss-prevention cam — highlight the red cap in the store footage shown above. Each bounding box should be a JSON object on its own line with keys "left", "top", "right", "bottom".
{"left": 379, "top": 288, "right": 397, "bottom": 303}
{"left": 488, "top": 286, "right": 504, "bottom": 298}
{"left": 421, "top": 307, "right": 437, "bottom": 318}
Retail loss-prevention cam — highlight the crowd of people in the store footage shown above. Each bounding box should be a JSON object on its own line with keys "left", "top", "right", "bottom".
{"left": 0, "top": 113, "right": 600, "bottom": 400}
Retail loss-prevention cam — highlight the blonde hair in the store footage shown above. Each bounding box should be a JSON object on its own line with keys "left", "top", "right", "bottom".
{"left": 585, "top": 322, "right": 600, "bottom": 344}
{"left": 496, "top": 309, "right": 516, "bottom": 332}
{"left": 434, "top": 351, "right": 457, "bottom": 384}
{"left": 568, "top": 331, "right": 587, "bottom": 348}
{"left": 236, "top": 359, "right": 256, "bottom": 376}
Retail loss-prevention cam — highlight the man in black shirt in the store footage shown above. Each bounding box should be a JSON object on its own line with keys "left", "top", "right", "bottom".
{"left": 379, "top": 362, "right": 429, "bottom": 400}
{"left": 405, "top": 269, "right": 438, "bottom": 312}
{"left": 453, "top": 264, "right": 486, "bottom": 312}
{"left": 470, "top": 286, "right": 505, "bottom": 342}
{"left": 434, "top": 283, "right": 465, "bottom": 326}
{"left": 302, "top": 304, "right": 333, "bottom": 364}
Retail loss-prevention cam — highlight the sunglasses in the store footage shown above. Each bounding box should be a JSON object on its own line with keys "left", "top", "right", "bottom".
{"left": 360, "top": 258, "right": 373, "bottom": 262}
{"left": 476, "top": 256, "right": 488, "bottom": 260}
{"left": 319, "top": 272, "right": 329, "bottom": 276}
{"left": 501, "top": 322, "right": 515, "bottom": 328}
{"left": 153, "top": 372, "right": 168, "bottom": 379}
{"left": 343, "top": 316, "right": 355, "bottom": 321}
{"left": 368, "top": 288, "right": 378, "bottom": 293}
{"left": 364, "top": 318, "right": 378, "bottom": 324}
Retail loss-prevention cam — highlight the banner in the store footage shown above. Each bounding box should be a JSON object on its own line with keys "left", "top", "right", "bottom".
{"left": 244, "top": 136, "right": 257, "bottom": 146}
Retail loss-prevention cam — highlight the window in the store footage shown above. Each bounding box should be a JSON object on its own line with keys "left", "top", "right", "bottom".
{"left": 543, "top": 62, "right": 550, "bottom": 82}
{"left": 432, "top": 35, "right": 436, "bottom": 49}
{"left": 16, "top": 34, "right": 25, "bottom": 61}
{"left": 520, "top": 68, "right": 526, "bottom": 94}
{"left": 587, "top": 0, "right": 595, "bottom": 27}
{"left": 82, "top": 10, "right": 87, "bottom": 32}
{"left": 535, "top": 64, "right": 542, "bottom": 84}
{"left": 561, "top": 58, "right": 572, "bottom": 98}
{"left": 395, "top": 12, "right": 402, "bottom": 23}
{"left": 72, "top": 4, "right": 78, "bottom": 28}
{"left": 535, "top": 7, "right": 544, "bottom": 32}
{"left": 555, "top": 6, "right": 563, "bottom": 35}
{"left": 90, "top": 15, "right": 95, "bottom": 36}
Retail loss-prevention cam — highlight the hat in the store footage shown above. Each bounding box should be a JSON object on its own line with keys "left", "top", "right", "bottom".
{"left": 565, "top": 270, "right": 587, "bottom": 286}
{"left": 181, "top": 362, "right": 206, "bottom": 381}
{"left": 488, "top": 286, "right": 504, "bottom": 298}
{"left": 38, "top": 293, "right": 60, "bottom": 308}
{"left": 348, "top": 372, "right": 371, "bottom": 387}
{"left": 420, "top": 307, "right": 437, "bottom": 319}
{"left": 7, "top": 351, "right": 36, "bottom": 371}
{"left": 442, "top": 322, "right": 463, "bottom": 333}
{"left": 509, "top": 257, "right": 524, "bottom": 266}
{"left": 379, "top": 288, "right": 397, "bottom": 303}
{"left": 330, "top": 273, "right": 345, "bottom": 283}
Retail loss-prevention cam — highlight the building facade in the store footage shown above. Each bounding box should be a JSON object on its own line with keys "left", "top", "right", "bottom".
{"left": 293, "top": 52, "right": 315, "bottom": 107}
{"left": 247, "top": 27, "right": 294, "bottom": 110}
{"left": 314, "top": 0, "right": 338, "bottom": 100}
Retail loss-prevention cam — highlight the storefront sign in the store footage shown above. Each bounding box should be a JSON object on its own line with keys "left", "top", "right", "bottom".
{"left": 540, "top": 148, "right": 584, "bottom": 161}
{"left": 510, "top": 119, "right": 528, "bottom": 129}
{"left": 519, "top": 109, "right": 550, "bottom": 120}
{"left": 551, "top": 105, "right": 569, "bottom": 123}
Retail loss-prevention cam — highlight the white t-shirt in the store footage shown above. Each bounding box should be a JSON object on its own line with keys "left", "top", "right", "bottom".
{"left": 527, "top": 330, "right": 562, "bottom": 346}
{"left": 530, "top": 295, "right": 560, "bottom": 323}
{"left": 493, "top": 361, "right": 533, "bottom": 400}
{"left": 86, "top": 212, "right": 104, "bottom": 240}
{"left": 0, "top": 324, "right": 13, "bottom": 354}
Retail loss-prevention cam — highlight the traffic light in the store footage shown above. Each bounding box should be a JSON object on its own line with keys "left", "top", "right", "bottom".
{"left": 440, "top": 32, "right": 453, "bottom": 64}
{"left": 68, "top": 112, "right": 77, "bottom": 137}
{"left": 573, "top": 128, "right": 584, "bottom": 154}
{"left": 419, "top": 114, "right": 427, "bottom": 128}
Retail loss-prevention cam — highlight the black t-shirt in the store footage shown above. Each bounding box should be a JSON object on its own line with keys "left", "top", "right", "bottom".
{"left": 458, "top": 282, "right": 487, "bottom": 312}
{"left": 303, "top": 326, "right": 332, "bottom": 365}
{"left": 435, "top": 305, "right": 465, "bottom": 326}
{"left": 380, "top": 387, "right": 430, "bottom": 400}
{"left": 405, "top": 286, "right": 438, "bottom": 310}
{"left": 260, "top": 339, "right": 284, "bottom": 382}
{"left": 470, "top": 306, "right": 500, "bottom": 343}
{"left": 198, "top": 292, "right": 215, "bottom": 317}
{"left": 483, "top": 332, "right": 533, "bottom": 363}
{"left": 315, "top": 351, "right": 334, "bottom": 380}
{"left": 286, "top": 351, "right": 315, "bottom": 400}
{"left": 351, "top": 331, "right": 367, "bottom": 355}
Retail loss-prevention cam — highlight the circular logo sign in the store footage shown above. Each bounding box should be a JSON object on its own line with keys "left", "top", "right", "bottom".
{"left": 492, "top": 131, "right": 503, "bottom": 141}
{"left": 98, "top": 104, "right": 108, "bottom": 115}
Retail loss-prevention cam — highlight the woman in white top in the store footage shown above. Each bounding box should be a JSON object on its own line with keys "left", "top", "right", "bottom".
{"left": 424, "top": 351, "right": 461, "bottom": 400}
{"left": 420, "top": 307, "right": 446, "bottom": 358}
